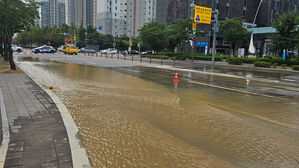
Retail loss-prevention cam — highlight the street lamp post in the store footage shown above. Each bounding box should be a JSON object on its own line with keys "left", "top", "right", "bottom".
{"left": 248, "top": 0, "right": 264, "bottom": 55}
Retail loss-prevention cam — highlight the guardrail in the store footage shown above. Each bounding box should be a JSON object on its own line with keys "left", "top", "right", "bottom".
{"left": 81, "top": 52, "right": 177, "bottom": 67}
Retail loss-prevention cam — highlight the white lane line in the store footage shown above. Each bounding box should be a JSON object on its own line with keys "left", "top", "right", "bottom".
{"left": 0, "top": 89, "right": 10, "bottom": 168}
{"left": 188, "top": 80, "right": 288, "bottom": 101}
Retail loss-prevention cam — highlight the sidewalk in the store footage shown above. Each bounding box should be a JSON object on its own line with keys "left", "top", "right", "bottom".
{"left": 0, "top": 74, "right": 72, "bottom": 167}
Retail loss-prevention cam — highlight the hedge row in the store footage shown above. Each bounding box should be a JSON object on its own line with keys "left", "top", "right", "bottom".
{"left": 230, "top": 57, "right": 299, "bottom": 66}
{"left": 254, "top": 61, "right": 272, "bottom": 68}
{"left": 292, "top": 65, "right": 299, "bottom": 70}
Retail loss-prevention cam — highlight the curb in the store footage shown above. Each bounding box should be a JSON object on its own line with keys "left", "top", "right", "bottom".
{"left": 17, "top": 64, "right": 91, "bottom": 168}
{"left": 0, "top": 89, "right": 10, "bottom": 168}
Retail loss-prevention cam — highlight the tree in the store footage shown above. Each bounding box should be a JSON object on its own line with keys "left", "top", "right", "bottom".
{"left": 86, "top": 25, "right": 101, "bottom": 45}
{"left": 219, "top": 18, "right": 250, "bottom": 57}
{"left": 271, "top": 12, "right": 298, "bottom": 57}
{"left": 139, "top": 22, "right": 169, "bottom": 52}
{"left": 167, "top": 19, "right": 193, "bottom": 52}
{"left": 77, "top": 24, "right": 86, "bottom": 48}
{"left": 0, "top": 0, "right": 39, "bottom": 69}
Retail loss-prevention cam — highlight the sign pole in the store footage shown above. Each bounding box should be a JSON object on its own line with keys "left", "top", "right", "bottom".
{"left": 212, "top": 9, "right": 218, "bottom": 64}
{"left": 191, "top": 2, "right": 195, "bottom": 62}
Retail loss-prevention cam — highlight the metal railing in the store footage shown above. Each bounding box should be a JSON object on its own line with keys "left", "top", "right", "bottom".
{"left": 80, "top": 52, "right": 177, "bottom": 67}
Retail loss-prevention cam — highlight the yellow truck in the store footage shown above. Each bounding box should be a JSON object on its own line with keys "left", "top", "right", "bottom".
{"left": 65, "top": 44, "right": 78, "bottom": 55}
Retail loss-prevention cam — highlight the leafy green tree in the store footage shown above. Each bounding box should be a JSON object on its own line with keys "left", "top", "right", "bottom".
{"left": 77, "top": 24, "right": 86, "bottom": 48}
{"left": 168, "top": 19, "right": 193, "bottom": 52}
{"left": 219, "top": 18, "right": 250, "bottom": 57}
{"left": 0, "top": 0, "right": 39, "bottom": 69}
{"left": 139, "top": 22, "right": 169, "bottom": 52}
{"left": 86, "top": 25, "right": 101, "bottom": 45}
{"left": 271, "top": 12, "right": 298, "bottom": 57}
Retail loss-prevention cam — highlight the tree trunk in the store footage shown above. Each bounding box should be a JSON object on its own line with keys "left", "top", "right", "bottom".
{"left": 3, "top": 0, "right": 9, "bottom": 61}
{"left": 0, "top": 36, "right": 4, "bottom": 57}
{"left": 8, "top": 31, "right": 16, "bottom": 70}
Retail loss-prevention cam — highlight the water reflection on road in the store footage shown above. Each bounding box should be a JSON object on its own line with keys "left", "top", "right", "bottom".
{"left": 18, "top": 60, "right": 299, "bottom": 168}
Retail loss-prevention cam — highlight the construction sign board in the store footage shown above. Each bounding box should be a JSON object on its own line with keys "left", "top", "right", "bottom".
{"left": 194, "top": 6, "right": 212, "bottom": 24}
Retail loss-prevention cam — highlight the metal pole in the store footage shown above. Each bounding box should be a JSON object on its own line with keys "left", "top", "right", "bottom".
{"left": 248, "top": 0, "right": 263, "bottom": 55}
{"left": 212, "top": 10, "right": 218, "bottom": 64}
{"left": 191, "top": 1, "right": 195, "bottom": 62}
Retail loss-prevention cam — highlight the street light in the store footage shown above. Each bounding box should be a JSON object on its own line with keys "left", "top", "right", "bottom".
{"left": 248, "top": 0, "right": 264, "bottom": 55}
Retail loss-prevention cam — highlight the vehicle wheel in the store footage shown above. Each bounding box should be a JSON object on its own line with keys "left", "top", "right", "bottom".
{"left": 75, "top": 53, "right": 77, "bottom": 55}
{"left": 51, "top": 50, "right": 54, "bottom": 53}
{"left": 17, "top": 49, "right": 22, "bottom": 53}
{"left": 35, "top": 50, "right": 40, "bottom": 53}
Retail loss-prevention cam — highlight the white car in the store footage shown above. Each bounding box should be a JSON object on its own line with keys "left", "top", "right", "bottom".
{"left": 101, "top": 48, "right": 117, "bottom": 54}
{"left": 58, "top": 45, "right": 64, "bottom": 52}
{"left": 12, "top": 45, "right": 23, "bottom": 52}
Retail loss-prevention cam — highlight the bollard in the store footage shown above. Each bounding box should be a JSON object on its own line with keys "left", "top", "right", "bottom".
{"left": 132, "top": 55, "right": 134, "bottom": 62}
{"left": 96, "top": 52, "right": 98, "bottom": 57}
{"left": 106, "top": 53, "right": 108, "bottom": 58}
{"left": 118, "top": 53, "right": 119, "bottom": 59}
{"left": 161, "top": 57, "right": 163, "bottom": 65}
{"left": 150, "top": 56, "right": 152, "bottom": 64}
{"left": 111, "top": 54, "right": 113, "bottom": 59}
{"left": 140, "top": 55, "right": 142, "bottom": 63}
{"left": 124, "top": 54, "right": 126, "bottom": 61}
{"left": 173, "top": 57, "right": 176, "bottom": 67}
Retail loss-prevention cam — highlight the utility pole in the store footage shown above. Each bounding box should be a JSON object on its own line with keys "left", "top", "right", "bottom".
{"left": 212, "top": 9, "right": 219, "bottom": 64}
{"left": 191, "top": 0, "right": 195, "bottom": 62}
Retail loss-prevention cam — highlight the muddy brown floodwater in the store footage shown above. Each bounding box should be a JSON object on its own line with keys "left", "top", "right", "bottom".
{"left": 18, "top": 61, "right": 299, "bottom": 168}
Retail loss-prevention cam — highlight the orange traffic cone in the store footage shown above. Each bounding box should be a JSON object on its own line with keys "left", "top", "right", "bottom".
{"left": 173, "top": 72, "right": 179, "bottom": 82}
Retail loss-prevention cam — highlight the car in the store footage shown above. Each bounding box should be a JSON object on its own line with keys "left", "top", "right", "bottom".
{"left": 130, "top": 50, "right": 139, "bottom": 55}
{"left": 65, "top": 45, "right": 78, "bottom": 55}
{"left": 101, "top": 48, "right": 117, "bottom": 54}
{"left": 79, "top": 48, "right": 96, "bottom": 53}
{"left": 58, "top": 45, "right": 64, "bottom": 52}
{"left": 32, "top": 46, "right": 56, "bottom": 53}
{"left": 12, "top": 45, "right": 23, "bottom": 52}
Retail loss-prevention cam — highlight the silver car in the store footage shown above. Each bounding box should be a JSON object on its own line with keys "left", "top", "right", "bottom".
{"left": 100, "top": 48, "right": 117, "bottom": 54}
{"left": 12, "top": 45, "right": 23, "bottom": 52}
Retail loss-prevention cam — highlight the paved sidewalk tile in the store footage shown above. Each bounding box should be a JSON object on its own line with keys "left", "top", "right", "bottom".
{"left": 0, "top": 74, "right": 73, "bottom": 168}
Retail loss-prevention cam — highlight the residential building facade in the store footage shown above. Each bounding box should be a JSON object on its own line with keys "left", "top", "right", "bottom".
{"left": 40, "top": 0, "right": 65, "bottom": 27}
{"left": 96, "top": 0, "right": 156, "bottom": 37}
{"left": 66, "top": 0, "right": 96, "bottom": 27}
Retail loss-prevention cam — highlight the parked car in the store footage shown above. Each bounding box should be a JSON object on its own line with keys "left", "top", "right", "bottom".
{"left": 101, "top": 48, "right": 117, "bottom": 54}
{"left": 58, "top": 45, "right": 64, "bottom": 52}
{"left": 32, "top": 46, "right": 56, "bottom": 53}
{"left": 12, "top": 45, "right": 23, "bottom": 52}
{"left": 130, "top": 50, "right": 139, "bottom": 55}
{"left": 79, "top": 48, "right": 96, "bottom": 53}
{"left": 65, "top": 44, "right": 78, "bottom": 55}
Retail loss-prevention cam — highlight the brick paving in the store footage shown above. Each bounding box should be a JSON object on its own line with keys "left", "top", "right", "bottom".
{"left": 0, "top": 74, "right": 72, "bottom": 168}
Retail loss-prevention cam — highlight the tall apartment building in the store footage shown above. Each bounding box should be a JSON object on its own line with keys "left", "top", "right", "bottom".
{"left": 96, "top": 0, "right": 156, "bottom": 37}
{"left": 66, "top": 0, "right": 96, "bottom": 27}
{"left": 41, "top": 1, "right": 51, "bottom": 26}
{"left": 40, "top": 0, "right": 65, "bottom": 27}
{"left": 156, "top": 0, "right": 169, "bottom": 23}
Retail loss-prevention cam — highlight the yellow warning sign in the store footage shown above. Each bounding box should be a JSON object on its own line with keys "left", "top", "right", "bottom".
{"left": 194, "top": 6, "right": 212, "bottom": 24}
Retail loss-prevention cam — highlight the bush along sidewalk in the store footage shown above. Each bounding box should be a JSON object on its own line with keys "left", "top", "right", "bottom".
{"left": 291, "top": 65, "right": 299, "bottom": 71}
{"left": 254, "top": 61, "right": 272, "bottom": 68}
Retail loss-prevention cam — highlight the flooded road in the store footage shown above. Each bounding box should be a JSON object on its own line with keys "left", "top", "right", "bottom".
{"left": 17, "top": 58, "right": 299, "bottom": 168}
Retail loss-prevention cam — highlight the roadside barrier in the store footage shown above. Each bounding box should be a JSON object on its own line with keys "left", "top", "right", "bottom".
{"left": 82, "top": 52, "right": 179, "bottom": 67}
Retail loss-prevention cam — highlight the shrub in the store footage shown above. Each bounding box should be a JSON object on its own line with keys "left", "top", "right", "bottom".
{"left": 228, "top": 58, "right": 242, "bottom": 65}
{"left": 281, "top": 64, "right": 287, "bottom": 69}
{"left": 272, "top": 63, "right": 278, "bottom": 68}
{"left": 291, "top": 65, "right": 299, "bottom": 70}
{"left": 194, "top": 56, "right": 223, "bottom": 61}
{"left": 254, "top": 61, "right": 271, "bottom": 68}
